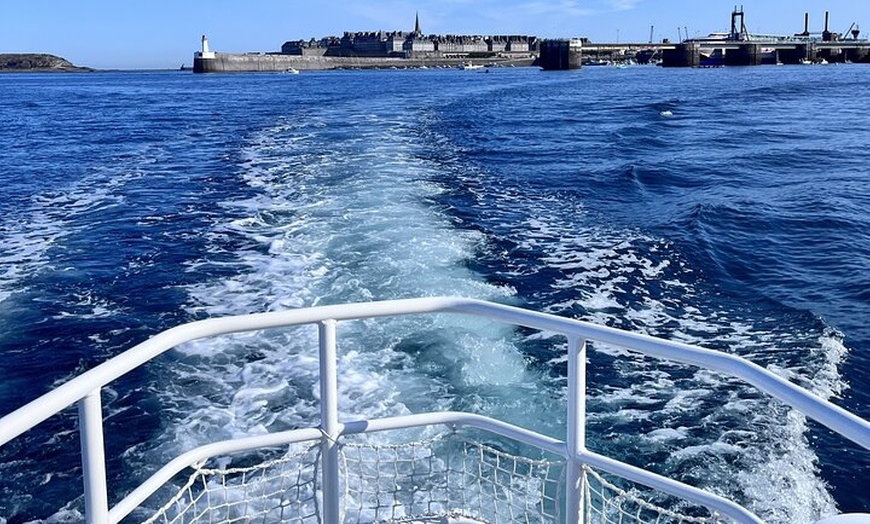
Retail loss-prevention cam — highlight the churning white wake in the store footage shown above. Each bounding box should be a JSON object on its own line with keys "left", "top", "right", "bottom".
{"left": 140, "top": 108, "right": 555, "bottom": 477}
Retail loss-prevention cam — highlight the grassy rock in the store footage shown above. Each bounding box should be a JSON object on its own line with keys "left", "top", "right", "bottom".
{"left": 0, "top": 53, "right": 91, "bottom": 72}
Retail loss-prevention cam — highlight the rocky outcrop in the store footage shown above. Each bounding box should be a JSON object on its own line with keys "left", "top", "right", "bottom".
{"left": 0, "top": 54, "right": 91, "bottom": 72}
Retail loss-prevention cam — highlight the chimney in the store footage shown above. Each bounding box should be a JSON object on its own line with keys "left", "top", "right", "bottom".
{"left": 823, "top": 11, "right": 833, "bottom": 41}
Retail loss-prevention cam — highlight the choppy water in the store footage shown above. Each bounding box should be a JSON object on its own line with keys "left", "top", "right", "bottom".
{"left": 0, "top": 65, "right": 868, "bottom": 523}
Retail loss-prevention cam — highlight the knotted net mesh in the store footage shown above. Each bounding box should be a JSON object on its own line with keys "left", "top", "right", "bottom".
{"left": 137, "top": 432, "right": 731, "bottom": 524}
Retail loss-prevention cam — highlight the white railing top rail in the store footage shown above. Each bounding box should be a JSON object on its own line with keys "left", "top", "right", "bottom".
{"left": 2, "top": 296, "right": 868, "bottom": 450}
{"left": 1, "top": 296, "right": 869, "bottom": 524}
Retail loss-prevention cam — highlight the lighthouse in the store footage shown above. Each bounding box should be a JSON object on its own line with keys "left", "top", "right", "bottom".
{"left": 197, "top": 35, "right": 215, "bottom": 59}
{"left": 193, "top": 34, "right": 216, "bottom": 72}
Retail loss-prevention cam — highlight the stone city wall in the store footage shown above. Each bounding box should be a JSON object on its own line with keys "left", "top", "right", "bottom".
{"left": 194, "top": 52, "right": 534, "bottom": 72}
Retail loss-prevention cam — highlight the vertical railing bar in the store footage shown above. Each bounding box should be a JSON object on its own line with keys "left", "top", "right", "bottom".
{"left": 566, "top": 335, "right": 587, "bottom": 524}
{"left": 78, "top": 389, "right": 110, "bottom": 524}
{"left": 318, "top": 319, "right": 340, "bottom": 524}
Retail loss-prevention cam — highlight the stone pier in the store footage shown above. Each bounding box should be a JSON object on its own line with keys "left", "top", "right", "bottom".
{"left": 539, "top": 39, "right": 582, "bottom": 70}
{"left": 724, "top": 44, "right": 765, "bottom": 66}
{"left": 778, "top": 43, "right": 816, "bottom": 64}
{"left": 661, "top": 43, "right": 700, "bottom": 67}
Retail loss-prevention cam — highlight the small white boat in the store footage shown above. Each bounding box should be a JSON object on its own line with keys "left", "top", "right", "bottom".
{"left": 284, "top": 67, "right": 300, "bottom": 74}
{"left": 458, "top": 62, "right": 484, "bottom": 70}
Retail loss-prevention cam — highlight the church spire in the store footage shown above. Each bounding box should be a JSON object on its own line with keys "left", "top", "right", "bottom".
{"left": 414, "top": 12, "right": 421, "bottom": 35}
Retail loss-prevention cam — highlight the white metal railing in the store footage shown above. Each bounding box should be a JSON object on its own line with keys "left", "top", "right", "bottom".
{"left": 1, "top": 297, "right": 869, "bottom": 524}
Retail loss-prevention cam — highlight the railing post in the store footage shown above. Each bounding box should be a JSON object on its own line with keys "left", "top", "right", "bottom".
{"left": 78, "top": 389, "right": 110, "bottom": 524}
{"left": 566, "top": 336, "right": 587, "bottom": 524}
{"left": 319, "top": 319, "right": 340, "bottom": 524}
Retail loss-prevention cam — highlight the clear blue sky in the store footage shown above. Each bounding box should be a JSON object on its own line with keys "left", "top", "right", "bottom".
{"left": 3, "top": 0, "right": 869, "bottom": 69}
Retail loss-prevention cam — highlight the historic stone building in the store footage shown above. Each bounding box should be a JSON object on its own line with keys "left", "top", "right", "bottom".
{"left": 280, "top": 14, "right": 538, "bottom": 59}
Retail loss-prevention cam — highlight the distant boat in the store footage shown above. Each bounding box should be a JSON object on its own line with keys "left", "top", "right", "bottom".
{"left": 284, "top": 67, "right": 300, "bottom": 74}
{"left": 458, "top": 62, "right": 484, "bottom": 70}
{"left": 586, "top": 60, "right": 610, "bottom": 66}
{"left": 699, "top": 48, "right": 725, "bottom": 68}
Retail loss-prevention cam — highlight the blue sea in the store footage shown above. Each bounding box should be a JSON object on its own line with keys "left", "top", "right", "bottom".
{"left": 0, "top": 65, "right": 868, "bottom": 523}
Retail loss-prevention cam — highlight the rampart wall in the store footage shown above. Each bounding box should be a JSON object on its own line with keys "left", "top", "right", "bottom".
{"left": 194, "top": 53, "right": 534, "bottom": 72}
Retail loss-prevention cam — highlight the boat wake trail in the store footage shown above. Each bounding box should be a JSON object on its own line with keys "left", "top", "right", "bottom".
{"left": 126, "top": 107, "right": 557, "bottom": 503}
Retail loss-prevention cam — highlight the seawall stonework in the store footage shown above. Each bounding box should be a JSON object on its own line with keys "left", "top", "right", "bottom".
{"left": 193, "top": 53, "right": 534, "bottom": 72}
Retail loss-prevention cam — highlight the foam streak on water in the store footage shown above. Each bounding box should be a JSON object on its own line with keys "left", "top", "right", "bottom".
{"left": 435, "top": 170, "right": 842, "bottom": 522}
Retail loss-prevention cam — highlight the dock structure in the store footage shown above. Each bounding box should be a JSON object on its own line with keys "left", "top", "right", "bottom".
{"left": 578, "top": 38, "right": 870, "bottom": 67}
{"left": 582, "top": 8, "right": 870, "bottom": 67}
{"left": 580, "top": 38, "right": 870, "bottom": 68}
{"left": 658, "top": 40, "right": 870, "bottom": 67}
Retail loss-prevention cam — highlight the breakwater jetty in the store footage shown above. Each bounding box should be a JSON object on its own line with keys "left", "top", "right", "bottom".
{"left": 193, "top": 51, "right": 534, "bottom": 73}
{"left": 193, "top": 14, "right": 538, "bottom": 73}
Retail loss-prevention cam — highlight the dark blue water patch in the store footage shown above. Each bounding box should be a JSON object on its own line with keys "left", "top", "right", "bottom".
{"left": 0, "top": 367, "right": 164, "bottom": 523}
{"left": 675, "top": 195, "right": 870, "bottom": 326}
{"left": 0, "top": 412, "right": 84, "bottom": 522}
{"left": 0, "top": 73, "right": 293, "bottom": 521}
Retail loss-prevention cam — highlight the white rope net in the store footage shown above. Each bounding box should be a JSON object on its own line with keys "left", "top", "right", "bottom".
{"left": 340, "top": 434, "right": 564, "bottom": 523}
{"left": 581, "top": 467, "right": 732, "bottom": 524}
{"left": 135, "top": 432, "right": 732, "bottom": 524}
{"left": 139, "top": 444, "right": 321, "bottom": 524}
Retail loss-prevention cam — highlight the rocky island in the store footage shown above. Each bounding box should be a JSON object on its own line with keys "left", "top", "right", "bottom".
{"left": 0, "top": 53, "right": 91, "bottom": 72}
